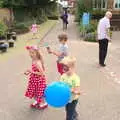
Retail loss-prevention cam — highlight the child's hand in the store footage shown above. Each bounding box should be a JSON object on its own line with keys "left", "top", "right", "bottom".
{"left": 46, "top": 47, "right": 52, "bottom": 54}
{"left": 71, "top": 87, "right": 81, "bottom": 95}
{"left": 80, "top": 90, "right": 86, "bottom": 95}
{"left": 24, "top": 69, "right": 32, "bottom": 75}
{"left": 24, "top": 71, "right": 30, "bottom": 76}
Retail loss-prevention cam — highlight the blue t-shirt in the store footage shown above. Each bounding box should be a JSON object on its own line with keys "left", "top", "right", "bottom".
{"left": 57, "top": 44, "right": 68, "bottom": 63}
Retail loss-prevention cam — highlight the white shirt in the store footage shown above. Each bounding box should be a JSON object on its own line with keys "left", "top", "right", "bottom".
{"left": 97, "top": 17, "right": 110, "bottom": 40}
{"left": 57, "top": 44, "right": 68, "bottom": 62}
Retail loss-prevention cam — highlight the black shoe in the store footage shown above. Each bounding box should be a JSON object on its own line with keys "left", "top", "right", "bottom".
{"left": 100, "top": 64, "right": 106, "bottom": 67}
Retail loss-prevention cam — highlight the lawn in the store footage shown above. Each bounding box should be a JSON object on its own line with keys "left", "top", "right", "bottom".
{"left": 0, "top": 20, "right": 57, "bottom": 62}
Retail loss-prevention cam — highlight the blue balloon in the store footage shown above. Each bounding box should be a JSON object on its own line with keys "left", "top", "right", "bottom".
{"left": 45, "top": 81, "right": 71, "bottom": 108}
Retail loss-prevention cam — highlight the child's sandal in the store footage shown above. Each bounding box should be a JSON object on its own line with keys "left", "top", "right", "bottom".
{"left": 30, "top": 103, "right": 39, "bottom": 108}
{"left": 37, "top": 104, "right": 48, "bottom": 110}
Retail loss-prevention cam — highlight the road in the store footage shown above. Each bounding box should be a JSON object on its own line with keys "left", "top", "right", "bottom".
{"left": 0, "top": 15, "right": 120, "bottom": 120}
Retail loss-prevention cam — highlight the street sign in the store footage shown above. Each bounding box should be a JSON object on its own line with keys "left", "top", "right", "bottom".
{"left": 82, "top": 13, "right": 90, "bottom": 26}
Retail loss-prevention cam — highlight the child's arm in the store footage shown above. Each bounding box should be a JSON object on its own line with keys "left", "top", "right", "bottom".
{"left": 51, "top": 51, "right": 63, "bottom": 57}
{"left": 71, "top": 86, "right": 80, "bottom": 95}
{"left": 24, "top": 69, "right": 31, "bottom": 76}
{"left": 46, "top": 47, "right": 63, "bottom": 57}
{"left": 72, "top": 87, "right": 86, "bottom": 95}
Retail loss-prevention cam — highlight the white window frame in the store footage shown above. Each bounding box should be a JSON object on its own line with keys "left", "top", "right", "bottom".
{"left": 93, "top": 0, "right": 107, "bottom": 9}
{"left": 101, "top": 0, "right": 107, "bottom": 9}
{"left": 114, "top": 0, "right": 120, "bottom": 9}
{"left": 93, "top": 0, "right": 98, "bottom": 9}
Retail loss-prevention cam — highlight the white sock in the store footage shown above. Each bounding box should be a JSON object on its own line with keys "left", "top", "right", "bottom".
{"left": 40, "top": 102, "right": 48, "bottom": 107}
{"left": 32, "top": 100, "right": 38, "bottom": 105}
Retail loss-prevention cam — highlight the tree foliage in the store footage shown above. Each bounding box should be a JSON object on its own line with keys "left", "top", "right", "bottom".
{"left": 75, "top": 0, "right": 92, "bottom": 22}
{"left": 0, "top": 0, "right": 56, "bottom": 7}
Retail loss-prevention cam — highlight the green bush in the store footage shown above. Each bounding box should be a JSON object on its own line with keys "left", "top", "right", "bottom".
{"left": 36, "top": 8, "right": 48, "bottom": 24}
{"left": 79, "top": 20, "right": 97, "bottom": 33}
{"left": 46, "top": 3, "right": 58, "bottom": 20}
{"left": 13, "top": 23, "right": 29, "bottom": 34}
{"left": 91, "top": 10, "right": 105, "bottom": 19}
{"left": 79, "top": 20, "right": 98, "bottom": 42}
{"left": 0, "top": 21, "right": 8, "bottom": 37}
{"left": 75, "top": 0, "right": 92, "bottom": 22}
{"left": 84, "top": 32, "right": 97, "bottom": 42}
{"left": 13, "top": 7, "right": 48, "bottom": 25}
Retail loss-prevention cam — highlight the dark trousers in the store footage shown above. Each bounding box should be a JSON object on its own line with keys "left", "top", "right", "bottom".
{"left": 65, "top": 100, "right": 78, "bottom": 120}
{"left": 99, "top": 39, "right": 108, "bottom": 65}
{"left": 63, "top": 22, "right": 67, "bottom": 30}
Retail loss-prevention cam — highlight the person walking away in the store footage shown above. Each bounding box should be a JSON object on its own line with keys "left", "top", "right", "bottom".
{"left": 61, "top": 10, "right": 68, "bottom": 30}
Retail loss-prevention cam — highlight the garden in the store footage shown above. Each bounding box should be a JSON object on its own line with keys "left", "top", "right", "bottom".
{"left": 75, "top": 0, "right": 106, "bottom": 42}
{"left": 0, "top": 0, "right": 58, "bottom": 53}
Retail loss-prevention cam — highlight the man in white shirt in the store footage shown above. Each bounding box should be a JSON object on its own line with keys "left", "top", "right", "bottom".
{"left": 97, "top": 11, "right": 112, "bottom": 67}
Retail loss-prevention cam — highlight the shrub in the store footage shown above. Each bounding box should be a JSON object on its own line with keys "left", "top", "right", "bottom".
{"left": 75, "top": 0, "right": 92, "bottom": 22}
{"left": 36, "top": 8, "right": 48, "bottom": 24}
{"left": 13, "top": 23, "right": 29, "bottom": 34}
{"left": 46, "top": 3, "right": 58, "bottom": 20}
{"left": 91, "top": 10, "right": 105, "bottom": 20}
{"left": 0, "top": 21, "right": 8, "bottom": 37}
{"left": 79, "top": 20, "right": 97, "bottom": 33}
{"left": 79, "top": 20, "right": 98, "bottom": 42}
{"left": 84, "top": 32, "right": 97, "bottom": 42}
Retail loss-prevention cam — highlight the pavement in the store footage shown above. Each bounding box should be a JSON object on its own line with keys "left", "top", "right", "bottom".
{"left": 0, "top": 15, "right": 120, "bottom": 120}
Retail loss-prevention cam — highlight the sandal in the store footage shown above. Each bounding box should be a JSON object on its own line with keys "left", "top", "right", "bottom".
{"left": 37, "top": 103, "right": 48, "bottom": 110}
{"left": 30, "top": 103, "right": 39, "bottom": 108}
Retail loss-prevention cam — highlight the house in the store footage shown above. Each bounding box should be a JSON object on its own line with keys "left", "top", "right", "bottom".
{"left": 92, "top": 0, "right": 120, "bottom": 12}
{"left": 57, "top": 0, "right": 76, "bottom": 8}
{"left": 92, "top": 0, "right": 120, "bottom": 30}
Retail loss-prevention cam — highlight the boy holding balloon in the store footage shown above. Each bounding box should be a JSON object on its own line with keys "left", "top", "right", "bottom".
{"left": 60, "top": 56, "right": 80, "bottom": 120}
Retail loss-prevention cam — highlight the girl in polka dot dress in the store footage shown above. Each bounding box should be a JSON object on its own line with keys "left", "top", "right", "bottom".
{"left": 24, "top": 45, "right": 48, "bottom": 109}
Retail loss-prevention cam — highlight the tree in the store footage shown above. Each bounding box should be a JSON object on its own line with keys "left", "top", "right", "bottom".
{"left": 1, "top": 0, "right": 55, "bottom": 7}
{"left": 0, "top": 0, "right": 4, "bottom": 7}
{"left": 83, "top": 0, "right": 92, "bottom": 9}
{"left": 75, "top": 0, "right": 93, "bottom": 22}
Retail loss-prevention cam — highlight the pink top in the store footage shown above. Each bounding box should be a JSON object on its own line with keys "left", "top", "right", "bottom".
{"left": 31, "top": 24, "right": 37, "bottom": 33}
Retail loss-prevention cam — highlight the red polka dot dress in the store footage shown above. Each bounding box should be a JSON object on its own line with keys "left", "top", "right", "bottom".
{"left": 25, "top": 63, "right": 47, "bottom": 103}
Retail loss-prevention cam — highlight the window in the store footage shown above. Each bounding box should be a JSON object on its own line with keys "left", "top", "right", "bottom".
{"left": 101, "top": 0, "right": 106, "bottom": 8}
{"left": 93, "top": 0, "right": 98, "bottom": 8}
{"left": 114, "top": 0, "right": 120, "bottom": 8}
{"left": 93, "top": 0, "right": 107, "bottom": 9}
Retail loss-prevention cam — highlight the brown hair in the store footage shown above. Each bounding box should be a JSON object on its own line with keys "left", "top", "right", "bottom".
{"left": 58, "top": 33, "right": 68, "bottom": 42}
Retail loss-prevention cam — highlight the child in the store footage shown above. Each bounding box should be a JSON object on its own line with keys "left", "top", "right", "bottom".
{"left": 47, "top": 33, "right": 68, "bottom": 75}
{"left": 31, "top": 21, "right": 38, "bottom": 39}
{"left": 60, "top": 56, "right": 80, "bottom": 120}
{"left": 24, "top": 45, "right": 48, "bottom": 109}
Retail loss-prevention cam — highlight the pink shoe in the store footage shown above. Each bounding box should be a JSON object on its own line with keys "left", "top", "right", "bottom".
{"left": 30, "top": 103, "right": 39, "bottom": 108}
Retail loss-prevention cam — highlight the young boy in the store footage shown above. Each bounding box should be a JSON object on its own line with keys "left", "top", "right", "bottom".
{"left": 60, "top": 56, "right": 80, "bottom": 120}
{"left": 47, "top": 33, "right": 68, "bottom": 75}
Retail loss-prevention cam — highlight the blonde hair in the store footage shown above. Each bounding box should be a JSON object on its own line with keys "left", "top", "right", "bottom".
{"left": 61, "top": 56, "right": 76, "bottom": 67}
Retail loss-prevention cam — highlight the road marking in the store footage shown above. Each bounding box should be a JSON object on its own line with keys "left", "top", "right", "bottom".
{"left": 99, "top": 66, "right": 120, "bottom": 85}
